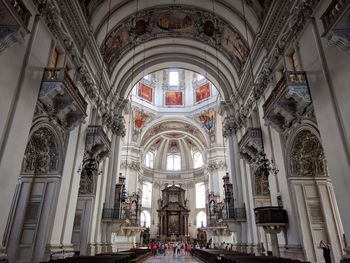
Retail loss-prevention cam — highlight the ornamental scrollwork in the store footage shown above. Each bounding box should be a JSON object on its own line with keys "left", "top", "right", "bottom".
{"left": 22, "top": 127, "right": 60, "bottom": 174}
{"left": 111, "top": 114, "right": 126, "bottom": 137}
{"left": 290, "top": 130, "right": 327, "bottom": 177}
{"left": 79, "top": 151, "right": 100, "bottom": 195}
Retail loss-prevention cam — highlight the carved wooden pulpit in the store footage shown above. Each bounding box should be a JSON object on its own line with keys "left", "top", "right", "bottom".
{"left": 157, "top": 184, "right": 190, "bottom": 239}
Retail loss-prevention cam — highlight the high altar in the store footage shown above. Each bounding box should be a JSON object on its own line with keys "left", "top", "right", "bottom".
{"left": 157, "top": 184, "right": 190, "bottom": 240}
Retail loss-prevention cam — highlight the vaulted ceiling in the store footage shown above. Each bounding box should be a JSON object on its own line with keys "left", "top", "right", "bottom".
{"left": 78, "top": 0, "right": 272, "bottom": 100}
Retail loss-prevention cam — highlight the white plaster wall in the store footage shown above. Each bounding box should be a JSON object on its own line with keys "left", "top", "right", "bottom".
{"left": 0, "top": 20, "right": 53, "bottom": 250}
{"left": 296, "top": 1, "right": 350, "bottom": 250}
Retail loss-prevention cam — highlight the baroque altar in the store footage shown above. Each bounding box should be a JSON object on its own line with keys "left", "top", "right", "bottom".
{"left": 157, "top": 184, "right": 190, "bottom": 240}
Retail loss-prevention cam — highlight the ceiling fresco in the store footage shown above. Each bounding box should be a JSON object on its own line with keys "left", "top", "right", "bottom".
{"left": 141, "top": 120, "right": 207, "bottom": 147}
{"left": 101, "top": 6, "right": 249, "bottom": 76}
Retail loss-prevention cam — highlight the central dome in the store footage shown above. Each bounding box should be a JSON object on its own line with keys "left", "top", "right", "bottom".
{"left": 128, "top": 68, "right": 217, "bottom": 175}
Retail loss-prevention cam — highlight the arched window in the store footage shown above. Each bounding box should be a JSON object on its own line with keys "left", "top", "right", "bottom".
{"left": 167, "top": 154, "right": 181, "bottom": 171}
{"left": 144, "top": 151, "right": 154, "bottom": 168}
{"left": 140, "top": 210, "right": 151, "bottom": 228}
{"left": 142, "top": 182, "right": 152, "bottom": 208}
{"left": 169, "top": 71, "right": 179, "bottom": 86}
{"left": 196, "top": 211, "right": 207, "bottom": 228}
{"left": 196, "top": 183, "right": 206, "bottom": 208}
{"left": 193, "top": 151, "right": 204, "bottom": 168}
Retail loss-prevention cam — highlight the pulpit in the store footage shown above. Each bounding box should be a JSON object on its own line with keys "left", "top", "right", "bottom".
{"left": 157, "top": 184, "right": 190, "bottom": 239}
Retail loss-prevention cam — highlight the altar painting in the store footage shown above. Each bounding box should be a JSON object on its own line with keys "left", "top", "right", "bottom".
{"left": 168, "top": 214, "right": 179, "bottom": 235}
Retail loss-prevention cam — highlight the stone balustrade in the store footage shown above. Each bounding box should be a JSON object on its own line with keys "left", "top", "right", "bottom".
{"left": 263, "top": 71, "right": 311, "bottom": 132}
{"left": 85, "top": 125, "right": 111, "bottom": 159}
{"left": 39, "top": 68, "right": 88, "bottom": 130}
{"left": 238, "top": 128, "right": 263, "bottom": 163}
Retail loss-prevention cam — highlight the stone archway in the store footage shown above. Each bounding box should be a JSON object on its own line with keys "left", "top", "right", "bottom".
{"left": 287, "top": 128, "right": 344, "bottom": 263}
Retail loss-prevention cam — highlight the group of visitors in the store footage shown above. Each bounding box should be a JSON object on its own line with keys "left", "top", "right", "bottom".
{"left": 148, "top": 241, "right": 194, "bottom": 257}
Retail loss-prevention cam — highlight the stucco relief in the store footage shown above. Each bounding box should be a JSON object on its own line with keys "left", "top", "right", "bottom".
{"left": 22, "top": 127, "right": 61, "bottom": 174}
{"left": 79, "top": 152, "right": 100, "bottom": 195}
{"left": 290, "top": 130, "right": 326, "bottom": 177}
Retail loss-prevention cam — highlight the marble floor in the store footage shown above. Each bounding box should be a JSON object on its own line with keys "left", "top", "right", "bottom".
{"left": 144, "top": 252, "right": 203, "bottom": 263}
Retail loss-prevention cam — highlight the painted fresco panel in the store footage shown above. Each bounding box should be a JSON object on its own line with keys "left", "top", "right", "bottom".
{"left": 195, "top": 83, "right": 211, "bottom": 103}
{"left": 157, "top": 12, "right": 193, "bottom": 31}
{"left": 165, "top": 91, "right": 183, "bottom": 106}
{"left": 134, "top": 111, "right": 150, "bottom": 130}
{"left": 138, "top": 83, "right": 153, "bottom": 103}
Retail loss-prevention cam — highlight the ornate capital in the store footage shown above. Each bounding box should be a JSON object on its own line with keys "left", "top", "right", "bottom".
{"left": 111, "top": 115, "right": 126, "bottom": 137}
{"left": 223, "top": 116, "right": 238, "bottom": 137}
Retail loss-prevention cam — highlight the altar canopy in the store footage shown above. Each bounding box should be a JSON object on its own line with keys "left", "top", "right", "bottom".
{"left": 157, "top": 184, "right": 190, "bottom": 239}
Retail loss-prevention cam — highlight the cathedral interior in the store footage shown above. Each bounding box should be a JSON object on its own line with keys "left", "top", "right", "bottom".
{"left": 0, "top": 0, "right": 350, "bottom": 262}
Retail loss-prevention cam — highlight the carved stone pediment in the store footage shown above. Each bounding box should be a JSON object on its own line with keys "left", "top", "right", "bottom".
{"left": 263, "top": 71, "right": 311, "bottom": 132}
{"left": 39, "top": 68, "right": 87, "bottom": 130}
{"left": 239, "top": 128, "right": 263, "bottom": 163}
{"left": 85, "top": 125, "right": 111, "bottom": 160}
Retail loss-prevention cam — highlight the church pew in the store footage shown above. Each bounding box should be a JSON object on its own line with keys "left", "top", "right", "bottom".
{"left": 193, "top": 249, "right": 310, "bottom": 263}
{"left": 47, "top": 255, "right": 130, "bottom": 263}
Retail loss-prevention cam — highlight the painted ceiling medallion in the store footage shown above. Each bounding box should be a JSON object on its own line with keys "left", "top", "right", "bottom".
{"left": 156, "top": 11, "right": 193, "bottom": 31}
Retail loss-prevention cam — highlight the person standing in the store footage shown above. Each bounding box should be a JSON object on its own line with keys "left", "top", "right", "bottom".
{"left": 260, "top": 242, "right": 266, "bottom": 256}
{"left": 320, "top": 240, "right": 332, "bottom": 263}
{"left": 173, "top": 242, "right": 177, "bottom": 257}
